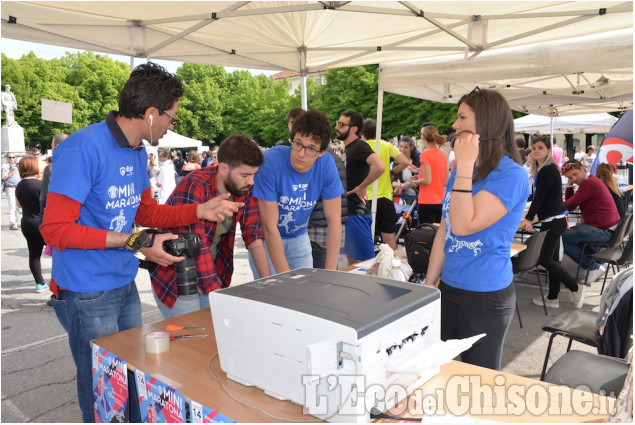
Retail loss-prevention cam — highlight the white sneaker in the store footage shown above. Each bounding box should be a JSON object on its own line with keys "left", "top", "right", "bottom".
{"left": 571, "top": 285, "right": 587, "bottom": 309}
{"left": 580, "top": 265, "right": 607, "bottom": 284}
{"left": 533, "top": 296, "right": 559, "bottom": 309}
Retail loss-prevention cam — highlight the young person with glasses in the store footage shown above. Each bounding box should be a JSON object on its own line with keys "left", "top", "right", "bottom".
{"left": 40, "top": 62, "right": 244, "bottom": 422}
{"left": 2, "top": 151, "right": 21, "bottom": 230}
{"left": 250, "top": 108, "right": 344, "bottom": 275}
{"left": 425, "top": 87, "right": 529, "bottom": 371}
{"left": 521, "top": 134, "right": 584, "bottom": 309}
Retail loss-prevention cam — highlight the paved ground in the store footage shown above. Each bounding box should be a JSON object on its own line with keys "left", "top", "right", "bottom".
{"left": 1, "top": 190, "right": 609, "bottom": 422}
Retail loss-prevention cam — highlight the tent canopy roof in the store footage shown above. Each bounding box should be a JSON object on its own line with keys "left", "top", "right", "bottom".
{"left": 514, "top": 113, "right": 618, "bottom": 134}
{"left": 2, "top": 1, "right": 632, "bottom": 73}
{"left": 379, "top": 29, "right": 633, "bottom": 116}
{"left": 144, "top": 130, "right": 202, "bottom": 150}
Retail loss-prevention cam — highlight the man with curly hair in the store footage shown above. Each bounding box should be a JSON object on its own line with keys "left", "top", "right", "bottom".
{"left": 250, "top": 108, "right": 343, "bottom": 275}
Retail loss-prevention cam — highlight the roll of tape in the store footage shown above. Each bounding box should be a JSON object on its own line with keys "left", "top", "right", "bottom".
{"left": 145, "top": 331, "right": 170, "bottom": 353}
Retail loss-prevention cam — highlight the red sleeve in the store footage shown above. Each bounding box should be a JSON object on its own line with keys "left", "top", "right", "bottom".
{"left": 134, "top": 187, "right": 199, "bottom": 228}
{"left": 40, "top": 193, "right": 107, "bottom": 250}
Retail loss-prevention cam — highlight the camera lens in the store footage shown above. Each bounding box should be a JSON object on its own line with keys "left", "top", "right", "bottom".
{"left": 175, "top": 257, "right": 198, "bottom": 296}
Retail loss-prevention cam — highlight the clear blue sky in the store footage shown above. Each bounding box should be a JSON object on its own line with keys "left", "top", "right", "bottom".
{"left": 1, "top": 38, "right": 276, "bottom": 76}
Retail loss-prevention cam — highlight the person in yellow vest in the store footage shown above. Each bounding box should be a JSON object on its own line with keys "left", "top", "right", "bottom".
{"left": 361, "top": 118, "right": 410, "bottom": 250}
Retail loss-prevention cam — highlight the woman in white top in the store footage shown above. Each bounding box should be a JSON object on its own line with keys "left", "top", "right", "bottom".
{"left": 581, "top": 146, "right": 596, "bottom": 170}
{"left": 156, "top": 149, "right": 177, "bottom": 204}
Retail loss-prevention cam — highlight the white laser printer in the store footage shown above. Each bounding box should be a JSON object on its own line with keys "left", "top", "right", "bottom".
{"left": 210, "top": 268, "right": 470, "bottom": 422}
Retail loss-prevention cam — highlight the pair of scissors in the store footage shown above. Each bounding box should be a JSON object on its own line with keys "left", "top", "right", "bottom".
{"left": 165, "top": 325, "right": 205, "bottom": 332}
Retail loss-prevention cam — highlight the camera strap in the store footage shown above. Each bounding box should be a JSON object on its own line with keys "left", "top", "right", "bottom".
{"left": 124, "top": 228, "right": 159, "bottom": 252}
{"left": 138, "top": 259, "right": 158, "bottom": 272}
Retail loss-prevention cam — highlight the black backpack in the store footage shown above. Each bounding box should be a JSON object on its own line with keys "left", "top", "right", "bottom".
{"left": 405, "top": 223, "right": 438, "bottom": 274}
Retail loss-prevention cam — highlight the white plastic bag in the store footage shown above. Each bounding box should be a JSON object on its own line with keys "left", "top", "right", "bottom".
{"left": 366, "top": 243, "right": 413, "bottom": 280}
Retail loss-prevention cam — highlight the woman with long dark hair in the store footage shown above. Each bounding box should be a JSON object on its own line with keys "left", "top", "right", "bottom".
{"left": 425, "top": 87, "right": 529, "bottom": 370}
{"left": 15, "top": 156, "right": 48, "bottom": 293}
{"left": 521, "top": 134, "right": 584, "bottom": 309}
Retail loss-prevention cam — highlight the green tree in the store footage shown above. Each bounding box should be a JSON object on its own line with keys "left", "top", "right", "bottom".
{"left": 176, "top": 63, "right": 228, "bottom": 145}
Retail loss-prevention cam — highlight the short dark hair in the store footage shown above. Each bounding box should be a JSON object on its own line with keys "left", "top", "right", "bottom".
{"left": 118, "top": 62, "right": 184, "bottom": 119}
{"left": 287, "top": 107, "right": 304, "bottom": 121}
{"left": 361, "top": 118, "right": 377, "bottom": 140}
{"left": 18, "top": 156, "right": 39, "bottom": 178}
{"left": 290, "top": 109, "right": 332, "bottom": 151}
{"left": 217, "top": 134, "right": 264, "bottom": 168}
{"left": 341, "top": 110, "right": 363, "bottom": 137}
{"left": 515, "top": 137, "right": 526, "bottom": 149}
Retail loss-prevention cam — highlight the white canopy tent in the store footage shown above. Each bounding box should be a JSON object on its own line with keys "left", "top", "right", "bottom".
{"left": 513, "top": 113, "right": 618, "bottom": 135}
{"left": 2, "top": 1, "right": 632, "bottom": 109}
{"left": 143, "top": 130, "right": 204, "bottom": 158}
{"left": 379, "top": 29, "right": 633, "bottom": 116}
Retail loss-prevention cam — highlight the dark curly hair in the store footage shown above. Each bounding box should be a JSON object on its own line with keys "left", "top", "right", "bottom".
{"left": 118, "top": 62, "right": 184, "bottom": 119}
{"left": 217, "top": 134, "right": 264, "bottom": 168}
{"left": 290, "top": 109, "right": 332, "bottom": 151}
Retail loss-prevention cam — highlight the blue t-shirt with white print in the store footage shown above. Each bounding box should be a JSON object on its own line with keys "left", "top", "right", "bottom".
{"left": 254, "top": 146, "right": 343, "bottom": 238}
{"left": 441, "top": 155, "right": 529, "bottom": 292}
{"left": 48, "top": 119, "right": 150, "bottom": 292}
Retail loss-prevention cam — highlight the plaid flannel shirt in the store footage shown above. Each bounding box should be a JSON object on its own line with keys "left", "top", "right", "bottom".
{"left": 150, "top": 166, "right": 263, "bottom": 308}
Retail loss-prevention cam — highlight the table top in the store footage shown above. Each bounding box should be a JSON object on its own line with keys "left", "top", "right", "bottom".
{"left": 95, "top": 308, "right": 612, "bottom": 423}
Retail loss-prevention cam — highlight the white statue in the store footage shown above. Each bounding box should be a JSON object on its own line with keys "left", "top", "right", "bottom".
{"left": 1, "top": 85, "right": 18, "bottom": 127}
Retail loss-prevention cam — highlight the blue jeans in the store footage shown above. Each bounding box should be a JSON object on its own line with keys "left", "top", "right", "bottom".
{"left": 50, "top": 282, "right": 141, "bottom": 423}
{"left": 562, "top": 223, "right": 613, "bottom": 270}
{"left": 248, "top": 232, "right": 313, "bottom": 278}
{"left": 152, "top": 289, "right": 210, "bottom": 319}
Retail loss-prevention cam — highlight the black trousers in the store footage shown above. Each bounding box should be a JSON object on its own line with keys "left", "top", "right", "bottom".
{"left": 21, "top": 218, "right": 45, "bottom": 284}
{"left": 439, "top": 281, "right": 515, "bottom": 370}
{"left": 538, "top": 218, "right": 578, "bottom": 299}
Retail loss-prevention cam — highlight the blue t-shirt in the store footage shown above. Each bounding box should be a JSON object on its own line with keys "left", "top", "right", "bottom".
{"left": 48, "top": 120, "right": 150, "bottom": 292}
{"left": 441, "top": 155, "right": 529, "bottom": 292}
{"left": 254, "top": 146, "right": 343, "bottom": 238}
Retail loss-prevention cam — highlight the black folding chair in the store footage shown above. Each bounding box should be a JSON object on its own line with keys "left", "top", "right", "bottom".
{"left": 539, "top": 270, "right": 633, "bottom": 381}
{"left": 575, "top": 214, "right": 632, "bottom": 284}
{"left": 512, "top": 230, "right": 550, "bottom": 327}
{"left": 586, "top": 236, "right": 633, "bottom": 294}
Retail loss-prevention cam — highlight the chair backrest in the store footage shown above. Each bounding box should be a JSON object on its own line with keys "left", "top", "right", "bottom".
{"left": 513, "top": 230, "right": 549, "bottom": 273}
{"left": 608, "top": 214, "right": 633, "bottom": 248}
{"left": 618, "top": 236, "right": 633, "bottom": 265}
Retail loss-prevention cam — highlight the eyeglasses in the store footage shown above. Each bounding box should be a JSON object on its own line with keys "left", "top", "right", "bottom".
{"left": 336, "top": 121, "right": 353, "bottom": 129}
{"left": 159, "top": 109, "right": 180, "bottom": 126}
{"left": 7, "top": 156, "right": 15, "bottom": 159}
{"left": 560, "top": 162, "right": 580, "bottom": 173}
{"left": 468, "top": 86, "right": 486, "bottom": 99}
{"left": 291, "top": 140, "right": 320, "bottom": 157}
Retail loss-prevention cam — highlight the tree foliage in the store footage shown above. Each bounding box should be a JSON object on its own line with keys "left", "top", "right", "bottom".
{"left": 1, "top": 51, "right": 460, "bottom": 151}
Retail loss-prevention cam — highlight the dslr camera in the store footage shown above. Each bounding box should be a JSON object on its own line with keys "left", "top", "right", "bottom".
{"left": 162, "top": 232, "right": 202, "bottom": 296}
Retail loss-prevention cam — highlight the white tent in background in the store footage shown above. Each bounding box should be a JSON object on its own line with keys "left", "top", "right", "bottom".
{"left": 379, "top": 29, "right": 633, "bottom": 116}
{"left": 514, "top": 113, "right": 618, "bottom": 135}
{"left": 155, "top": 130, "right": 203, "bottom": 150}
{"left": 143, "top": 130, "right": 204, "bottom": 158}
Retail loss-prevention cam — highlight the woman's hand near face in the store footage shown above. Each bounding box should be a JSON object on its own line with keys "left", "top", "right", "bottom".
{"left": 453, "top": 131, "right": 479, "bottom": 166}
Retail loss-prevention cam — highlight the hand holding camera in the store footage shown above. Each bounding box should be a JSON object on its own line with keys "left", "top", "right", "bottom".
{"left": 139, "top": 232, "right": 188, "bottom": 268}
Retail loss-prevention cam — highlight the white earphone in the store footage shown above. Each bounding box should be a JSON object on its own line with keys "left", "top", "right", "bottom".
{"left": 149, "top": 114, "right": 154, "bottom": 125}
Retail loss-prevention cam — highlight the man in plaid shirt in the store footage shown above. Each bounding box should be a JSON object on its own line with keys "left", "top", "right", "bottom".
{"left": 150, "top": 134, "right": 270, "bottom": 318}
